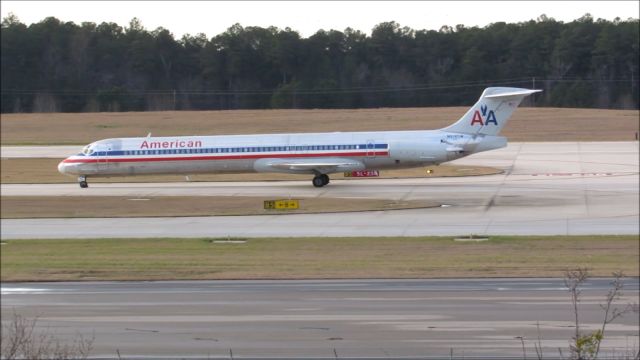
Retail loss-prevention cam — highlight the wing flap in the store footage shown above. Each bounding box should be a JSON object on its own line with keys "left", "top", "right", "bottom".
{"left": 255, "top": 157, "right": 365, "bottom": 174}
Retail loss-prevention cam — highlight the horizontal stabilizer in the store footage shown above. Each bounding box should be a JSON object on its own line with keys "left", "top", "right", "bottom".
{"left": 484, "top": 89, "right": 542, "bottom": 99}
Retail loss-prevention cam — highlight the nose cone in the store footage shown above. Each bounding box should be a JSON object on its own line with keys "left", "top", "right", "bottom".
{"left": 58, "top": 160, "right": 67, "bottom": 174}
{"left": 58, "top": 159, "right": 79, "bottom": 175}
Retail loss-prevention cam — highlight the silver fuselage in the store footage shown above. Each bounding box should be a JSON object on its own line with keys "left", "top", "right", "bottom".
{"left": 57, "top": 130, "right": 507, "bottom": 177}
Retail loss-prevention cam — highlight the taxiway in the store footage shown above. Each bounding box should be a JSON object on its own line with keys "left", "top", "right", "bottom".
{"left": 1, "top": 142, "right": 638, "bottom": 238}
{"left": 2, "top": 278, "right": 638, "bottom": 359}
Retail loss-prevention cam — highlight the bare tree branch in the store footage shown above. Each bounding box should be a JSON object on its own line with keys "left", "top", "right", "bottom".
{"left": 1, "top": 312, "right": 94, "bottom": 360}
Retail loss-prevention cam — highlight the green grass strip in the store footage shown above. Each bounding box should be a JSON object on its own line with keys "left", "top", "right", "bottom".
{"left": 1, "top": 236, "right": 637, "bottom": 282}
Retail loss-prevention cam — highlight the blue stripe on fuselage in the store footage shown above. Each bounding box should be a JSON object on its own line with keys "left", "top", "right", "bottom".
{"left": 95, "top": 143, "right": 388, "bottom": 157}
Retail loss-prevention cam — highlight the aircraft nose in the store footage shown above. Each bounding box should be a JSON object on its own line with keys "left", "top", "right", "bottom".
{"left": 57, "top": 160, "right": 67, "bottom": 174}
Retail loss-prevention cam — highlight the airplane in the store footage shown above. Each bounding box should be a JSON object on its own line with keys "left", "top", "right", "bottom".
{"left": 58, "top": 87, "right": 541, "bottom": 188}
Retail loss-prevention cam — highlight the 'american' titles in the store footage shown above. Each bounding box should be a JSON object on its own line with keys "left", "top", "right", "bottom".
{"left": 140, "top": 140, "right": 202, "bottom": 149}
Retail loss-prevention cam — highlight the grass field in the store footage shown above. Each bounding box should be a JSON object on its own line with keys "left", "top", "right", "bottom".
{"left": 1, "top": 236, "right": 637, "bottom": 281}
{"left": 0, "top": 196, "right": 439, "bottom": 218}
{"left": 0, "top": 158, "right": 501, "bottom": 184}
{"left": 1, "top": 107, "right": 638, "bottom": 145}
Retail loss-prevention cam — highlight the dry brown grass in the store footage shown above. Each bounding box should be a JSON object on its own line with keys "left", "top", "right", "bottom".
{"left": 1, "top": 107, "right": 638, "bottom": 145}
{"left": 0, "top": 158, "right": 501, "bottom": 184}
{"left": 0, "top": 196, "right": 439, "bottom": 218}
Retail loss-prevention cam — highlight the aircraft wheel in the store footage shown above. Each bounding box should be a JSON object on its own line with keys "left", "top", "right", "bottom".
{"left": 78, "top": 176, "right": 88, "bottom": 188}
{"left": 312, "top": 176, "right": 325, "bottom": 188}
{"left": 320, "top": 174, "right": 330, "bottom": 185}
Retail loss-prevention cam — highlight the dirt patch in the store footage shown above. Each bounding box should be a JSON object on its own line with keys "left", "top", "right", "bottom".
{"left": 0, "top": 158, "right": 501, "bottom": 184}
{"left": 0, "top": 196, "right": 440, "bottom": 218}
{"left": 1, "top": 107, "right": 637, "bottom": 145}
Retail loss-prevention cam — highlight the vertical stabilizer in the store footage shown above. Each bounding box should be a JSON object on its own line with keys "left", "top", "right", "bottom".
{"left": 442, "top": 87, "right": 541, "bottom": 136}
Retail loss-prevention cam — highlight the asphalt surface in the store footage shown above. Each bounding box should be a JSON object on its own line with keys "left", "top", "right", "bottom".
{"left": 2, "top": 278, "right": 638, "bottom": 359}
{"left": 1, "top": 145, "right": 79, "bottom": 158}
{"left": 1, "top": 142, "right": 638, "bottom": 238}
{"left": 2, "top": 142, "right": 639, "bottom": 358}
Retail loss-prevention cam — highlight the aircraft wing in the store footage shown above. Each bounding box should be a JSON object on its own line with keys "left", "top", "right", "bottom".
{"left": 255, "top": 157, "right": 365, "bottom": 174}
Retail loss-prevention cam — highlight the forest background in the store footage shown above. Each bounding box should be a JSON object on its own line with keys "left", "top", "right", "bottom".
{"left": 1, "top": 13, "right": 638, "bottom": 112}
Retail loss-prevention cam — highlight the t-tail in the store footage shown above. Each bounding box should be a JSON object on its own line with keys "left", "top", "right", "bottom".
{"left": 439, "top": 87, "right": 541, "bottom": 157}
{"left": 442, "top": 87, "right": 541, "bottom": 136}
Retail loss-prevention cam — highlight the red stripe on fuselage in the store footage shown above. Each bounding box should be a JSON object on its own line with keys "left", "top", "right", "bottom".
{"left": 62, "top": 151, "right": 389, "bottom": 164}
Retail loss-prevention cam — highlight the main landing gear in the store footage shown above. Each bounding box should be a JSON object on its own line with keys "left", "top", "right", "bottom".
{"left": 312, "top": 174, "right": 330, "bottom": 188}
{"left": 78, "top": 175, "right": 88, "bottom": 188}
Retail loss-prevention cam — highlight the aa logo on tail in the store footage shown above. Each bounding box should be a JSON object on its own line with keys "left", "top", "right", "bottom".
{"left": 470, "top": 104, "right": 497, "bottom": 126}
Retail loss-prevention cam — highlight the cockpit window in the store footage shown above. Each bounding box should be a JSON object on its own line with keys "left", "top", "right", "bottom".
{"left": 82, "top": 145, "right": 94, "bottom": 155}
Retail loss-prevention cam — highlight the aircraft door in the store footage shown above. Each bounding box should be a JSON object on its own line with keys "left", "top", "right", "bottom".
{"left": 95, "top": 144, "right": 110, "bottom": 171}
{"left": 366, "top": 140, "right": 376, "bottom": 158}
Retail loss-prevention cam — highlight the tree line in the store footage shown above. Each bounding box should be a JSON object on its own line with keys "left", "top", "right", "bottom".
{"left": 1, "top": 13, "right": 638, "bottom": 112}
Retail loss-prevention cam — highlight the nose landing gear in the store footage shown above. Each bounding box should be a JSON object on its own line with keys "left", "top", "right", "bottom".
{"left": 78, "top": 175, "right": 88, "bottom": 188}
{"left": 312, "top": 174, "right": 330, "bottom": 188}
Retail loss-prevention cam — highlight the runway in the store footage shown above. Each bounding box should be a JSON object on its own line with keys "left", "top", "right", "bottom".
{"left": 2, "top": 278, "right": 638, "bottom": 359}
{"left": 1, "top": 142, "right": 638, "bottom": 238}
{"left": 1, "top": 145, "right": 79, "bottom": 158}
